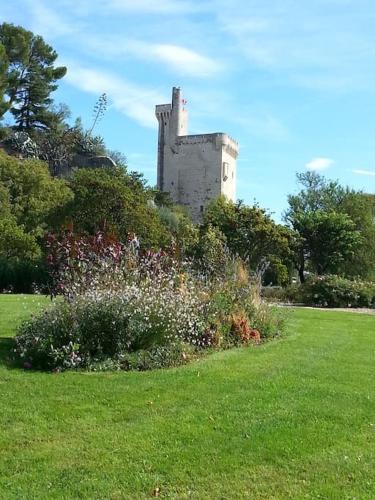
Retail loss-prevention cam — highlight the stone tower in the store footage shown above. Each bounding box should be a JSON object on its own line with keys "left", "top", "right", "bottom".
{"left": 156, "top": 87, "right": 239, "bottom": 222}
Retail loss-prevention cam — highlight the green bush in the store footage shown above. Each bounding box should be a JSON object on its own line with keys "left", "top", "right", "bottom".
{"left": 14, "top": 279, "right": 206, "bottom": 370}
{"left": 14, "top": 254, "right": 287, "bottom": 372}
{"left": 301, "top": 275, "right": 375, "bottom": 308}
{"left": 262, "top": 283, "right": 304, "bottom": 304}
{"left": 0, "top": 258, "right": 49, "bottom": 293}
{"left": 87, "top": 342, "right": 198, "bottom": 372}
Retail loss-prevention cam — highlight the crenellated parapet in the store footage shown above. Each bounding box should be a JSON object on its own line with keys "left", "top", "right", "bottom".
{"left": 155, "top": 104, "right": 172, "bottom": 120}
{"left": 177, "top": 133, "right": 239, "bottom": 159}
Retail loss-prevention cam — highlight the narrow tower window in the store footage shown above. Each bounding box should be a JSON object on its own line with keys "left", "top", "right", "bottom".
{"left": 222, "top": 162, "right": 229, "bottom": 181}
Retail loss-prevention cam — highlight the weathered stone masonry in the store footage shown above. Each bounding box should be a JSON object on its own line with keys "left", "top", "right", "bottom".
{"left": 156, "top": 87, "right": 239, "bottom": 222}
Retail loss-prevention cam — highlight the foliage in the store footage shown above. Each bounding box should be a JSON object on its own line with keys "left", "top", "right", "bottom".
{"left": 204, "top": 196, "right": 293, "bottom": 280}
{"left": 0, "top": 151, "right": 72, "bottom": 291}
{"left": 0, "top": 22, "right": 67, "bottom": 130}
{"left": 300, "top": 275, "right": 375, "bottom": 308}
{"left": 0, "top": 218, "right": 40, "bottom": 260}
{"left": 0, "top": 257, "right": 48, "bottom": 293}
{"left": 4, "top": 117, "right": 108, "bottom": 176}
{"left": 292, "top": 210, "right": 362, "bottom": 276}
{"left": 14, "top": 264, "right": 207, "bottom": 370}
{"left": 156, "top": 203, "right": 198, "bottom": 256}
{"left": 0, "top": 151, "right": 72, "bottom": 235}
{"left": 3, "top": 130, "right": 39, "bottom": 158}
{"left": 87, "top": 342, "right": 197, "bottom": 372}
{"left": 44, "top": 229, "right": 128, "bottom": 298}
{"left": 192, "top": 224, "right": 229, "bottom": 275}
{"left": 14, "top": 240, "right": 285, "bottom": 371}
{"left": 263, "top": 276, "right": 375, "bottom": 309}
{"left": 0, "top": 43, "right": 8, "bottom": 119}
{"left": 262, "top": 256, "right": 290, "bottom": 286}
{"left": 59, "top": 167, "right": 171, "bottom": 249}
{"left": 285, "top": 172, "right": 375, "bottom": 281}
{"left": 339, "top": 192, "right": 375, "bottom": 280}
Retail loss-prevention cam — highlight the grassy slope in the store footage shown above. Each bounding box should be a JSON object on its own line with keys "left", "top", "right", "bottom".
{"left": 0, "top": 296, "right": 374, "bottom": 499}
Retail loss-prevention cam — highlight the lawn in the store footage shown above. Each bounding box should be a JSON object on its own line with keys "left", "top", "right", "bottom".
{"left": 0, "top": 295, "right": 374, "bottom": 499}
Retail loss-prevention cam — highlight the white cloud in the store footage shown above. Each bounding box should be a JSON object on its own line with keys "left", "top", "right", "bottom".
{"left": 39, "top": 0, "right": 209, "bottom": 16}
{"left": 147, "top": 44, "right": 222, "bottom": 77}
{"left": 216, "top": 0, "right": 375, "bottom": 91}
{"left": 353, "top": 169, "right": 375, "bottom": 177}
{"left": 64, "top": 62, "right": 166, "bottom": 128}
{"left": 24, "top": 0, "right": 79, "bottom": 38}
{"left": 78, "top": 38, "right": 223, "bottom": 78}
{"left": 305, "top": 157, "right": 334, "bottom": 171}
{"left": 103, "top": 0, "right": 207, "bottom": 14}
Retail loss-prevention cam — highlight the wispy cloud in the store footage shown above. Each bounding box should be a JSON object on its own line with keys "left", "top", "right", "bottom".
{"left": 146, "top": 44, "right": 222, "bottom": 77}
{"left": 64, "top": 62, "right": 166, "bottom": 128}
{"left": 25, "top": 0, "right": 209, "bottom": 16}
{"left": 24, "top": 0, "right": 81, "bottom": 38}
{"left": 19, "top": 0, "right": 223, "bottom": 79}
{"left": 353, "top": 169, "right": 375, "bottom": 177}
{"left": 216, "top": 0, "right": 375, "bottom": 91}
{"left": 103, "top": 0, "right": 208, "bottom": 15}
{"left": 81, "top": 38, "right": 223, "bottom": 78}
{"left": 306, "top": 157, "right": 334, "bottom": 171}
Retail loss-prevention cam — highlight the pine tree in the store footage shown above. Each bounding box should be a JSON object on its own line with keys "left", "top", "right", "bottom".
{"left": 0, "top": 44, "right": 9, "bottom": 120}
{"left": 0, "top": 23, "right": 66, "bottom": 131}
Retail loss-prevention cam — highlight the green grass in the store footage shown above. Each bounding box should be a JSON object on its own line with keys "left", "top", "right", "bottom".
{"left": 0, "top": 296, "right": 375, "bottom": 499}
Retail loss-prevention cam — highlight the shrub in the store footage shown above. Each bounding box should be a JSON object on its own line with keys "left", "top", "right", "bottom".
{"left": 262, "top": 284, "right": 303, "bottom": 304}
{"left": 14, "top": 240, "right": 287, "bottom": 371}
{"left": 87, "top": 342, "right": 197, "bottom": 372}
{"left": 0, "top": 257, "right": 49, "bottom": 293}
{"left": 230, "top": 311, "right": 261, "bottom": 344}
{"left": 15, "top": 272, "right": 207, "bottom": 370}
{"left": 300, "top": 275, "right": 375, "bottom": 308}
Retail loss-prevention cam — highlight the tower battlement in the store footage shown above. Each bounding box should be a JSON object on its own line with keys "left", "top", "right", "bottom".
{"left": 155, "top": 87, "right": 238, "bottom": 222}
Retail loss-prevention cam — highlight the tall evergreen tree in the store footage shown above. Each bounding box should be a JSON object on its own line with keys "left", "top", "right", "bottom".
{"left": 0, "top": 23, "right": 66, "bottom": 130}
{"left": 0, "top": 44, "right": 9, "bottom": 120}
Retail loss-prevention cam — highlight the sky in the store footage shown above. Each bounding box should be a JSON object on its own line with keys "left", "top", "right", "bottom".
{"left": 2, "top": 0, "right": 375, "bottom": 220}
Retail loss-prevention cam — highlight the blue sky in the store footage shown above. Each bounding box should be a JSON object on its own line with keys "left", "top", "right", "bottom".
{"left": 2, "top": 0, "right": 375, "bottom": 220}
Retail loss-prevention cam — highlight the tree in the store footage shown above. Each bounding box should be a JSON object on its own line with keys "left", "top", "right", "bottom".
{"left": 0, "top": 151, "right": 72, "bottom": 240}
{"left": 203, "top": 196, "right": 293, "bottom": 280}
{"left": 0, "top": 151, "right": 73, "bottom": 292}
{"left": 0, "top": 23, "right": 66, "bottom": 130}
{"left": 339, "top": 192, "right": 375, "bottom": 280}
{"left": 0, "top": 44, "right": 8, "bottom": 120}
{"left": 285, "top": 172, "right": 373, "bottom": 281}
{"left": 286, "top": 171, "right": 346, "bottom": 215}
{"left": 58, "top": 167, "right": 172, "bottom": 249}
{"left": 292, "top": 210, "right": 362, "bottom": 280}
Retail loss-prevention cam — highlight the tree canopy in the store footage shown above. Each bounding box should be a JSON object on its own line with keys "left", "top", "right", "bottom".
{"left": 0, "top": 22, "right": 67, "bottom": 130}
{"left": 285, "top": 171, "right": 374, "bottom": 281}
{"left": 203, "top": 196, "right": 293, "bottom": 284}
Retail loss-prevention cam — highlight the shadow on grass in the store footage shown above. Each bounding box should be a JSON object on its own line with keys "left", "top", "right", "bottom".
{"left": 0, "top": 337, "right": 16, "bottom": 368}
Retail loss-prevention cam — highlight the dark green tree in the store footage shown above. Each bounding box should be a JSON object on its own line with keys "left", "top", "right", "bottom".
{"left": 0, "top": 23, "right": 66, "bottom": 130}
{"left": 203, "top": 196, "right": 293, "bottom": 282}
{"left": 292, "top": 210, "right": 362, "bottom": 279}
{"left": 0, "top": 151, "right": 73, "bottom": 291}
{"left": 285, "top": 172, "right": 374, "bottom": 281}
{"left": 0, "top": 44, "right": 8, "bottom": 120}
{"left": 59, "top": 167, "right": 172, "bottom": 249}
{"left": 0, "top": 150, "right": 72, "bottom": 239}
